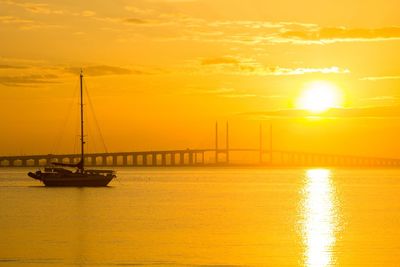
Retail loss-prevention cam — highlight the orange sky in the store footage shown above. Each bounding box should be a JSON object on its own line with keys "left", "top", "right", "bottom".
{"left": 1, "top": 0, "right": 400, "bottom": 157}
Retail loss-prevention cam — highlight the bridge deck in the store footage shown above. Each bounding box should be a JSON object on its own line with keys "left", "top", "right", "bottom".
{"left": 1, "top": 149, "right": 400, "bottom": 168}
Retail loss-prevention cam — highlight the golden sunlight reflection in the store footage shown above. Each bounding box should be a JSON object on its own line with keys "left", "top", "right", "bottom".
{"left": 301, "top": 169, "right": 338, "bottom": 267}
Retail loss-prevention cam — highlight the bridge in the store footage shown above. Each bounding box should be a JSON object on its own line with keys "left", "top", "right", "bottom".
{"left": 2, "top": 122, "right": 400, "bottom": 168}
{"left": 2, "top": 148, "right": 400, "bottom": 168}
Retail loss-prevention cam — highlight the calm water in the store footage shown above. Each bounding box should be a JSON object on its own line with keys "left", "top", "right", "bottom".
{"left": 1, "top": 167, "right": 400, "bottom": 266}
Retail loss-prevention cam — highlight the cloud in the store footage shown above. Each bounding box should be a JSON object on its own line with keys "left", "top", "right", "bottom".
{"left": 0, "top": 15, "right": 62, "bottom": 30}
{"left": 0, "top": 64, "right": 26, "bottom": 69}
{"left": 198, "top": 57, "right": 350, "bottom": 76}
{"left": 65, "top": 65, "right": 148, "bottom": 76}
{"left": 139, "top": 14, "right": 399, "bottom": 46}
{"left": 201, "top": 57, "right": 240, "bottom": 65}
{"left": 22, "top": 3, "right": 63, "bottom": 14}
{"left": 272, "top": 66, "right": 350, "bottom": 75}
{"left": 183, "top": 87, "right": 257, "bottom": 98}
{"left": 196, "top": 56, "right": 263, "bottom": 75}
{"left": 0, "top": 15, "right": 32, "bottom": 24}
{"left": 360, "top": 76, "right": 400, "bottom": 81}
{"left": 193, "top": 87, "right": 236, "bottom": 94}
{"left": 3, "top": 2, "right": 396, "bottom": 47}
{"left": 240, "top": 106, "right": 400, "bottom": 119}
{"left": 124, "top": 6, "right": 154, "bottom": 15}
{"left": 220, "top": 93, "right": 257, "bottom": 98}
{"left": 1, "top": 0, "right": 63, "bottom": 14}
{"left": 0, "top": 74, "right": 58, "bottom": 86}
{"left": 155, "top": 18, "right": 315, "bottom": 44}
{"left": 81, "top": 10, "right": 96, "bottom": 17}
{"left": 279, "top": 27, "right": 400, "bottom": 44}
{"left": 0, "top": 57, "right": 47, "bottom": 66}
{"left": 0, "top": 62, "right": 160, "bottom": 87}
{"left": 123, "top": 18, "right": 149, "bottom": 24}
{"left": 359, "top": 96, "right": 399, "bottom": 106}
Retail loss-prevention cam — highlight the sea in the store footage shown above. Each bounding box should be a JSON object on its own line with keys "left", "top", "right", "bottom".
{"left": 1, "top": 167, "right": 400, "bottom": 266}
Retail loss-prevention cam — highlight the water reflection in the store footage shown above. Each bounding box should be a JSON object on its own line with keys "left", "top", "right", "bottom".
{"left": 301, "top": 169, "right": 338, "bottom": 267}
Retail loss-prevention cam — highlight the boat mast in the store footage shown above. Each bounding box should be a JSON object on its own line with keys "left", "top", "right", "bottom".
{"left": 80, "top": 70, "right": 85, "bottom": 173}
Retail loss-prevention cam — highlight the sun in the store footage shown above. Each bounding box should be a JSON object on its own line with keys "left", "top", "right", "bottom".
{"left": 297, "top": 81, "right": 342, "bottom": 113}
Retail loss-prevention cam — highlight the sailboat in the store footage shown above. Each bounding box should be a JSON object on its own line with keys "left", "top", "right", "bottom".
{"left": 28, "top": 71, "right": 116, "bottom": 187}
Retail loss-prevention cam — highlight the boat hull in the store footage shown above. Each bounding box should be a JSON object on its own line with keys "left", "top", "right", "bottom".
{"left": 28, "top": 171, "right": 115, "bottom": 187}
{"left": 42, "top": 176, "right": 113, "bottom": 187}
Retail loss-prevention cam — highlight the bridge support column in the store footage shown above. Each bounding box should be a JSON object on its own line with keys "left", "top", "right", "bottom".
{"left": 161, "top": 153, "right": 166, "bottom": 166}
{"left": 132, "top": 154, "right": 137, "bottom": 166}
{"left": 180, "top": 152, "right": 185, "bottom": 165}
{"left": 122, "top": 155, "right": 128, "bottom": 166}
{"left": 189, "top": 152, "right": 193, "bottom": 165}
{"left": 170, "top": 153, "right": 175, "bottom": 166}
{"left": 152, "top": 153, "right": 157, "bottom": 166}
{"left": 143, "top": 154, "right": 148, "bottom": 166}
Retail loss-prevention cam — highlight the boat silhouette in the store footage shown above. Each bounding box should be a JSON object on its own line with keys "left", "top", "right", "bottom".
{"left": 28, "top": 71, "right": 116, "bottom": 186}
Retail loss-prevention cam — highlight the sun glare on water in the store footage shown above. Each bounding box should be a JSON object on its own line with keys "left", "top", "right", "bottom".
{"left": 297, "top": 81, "right": 342, "bottom": 113}
{"left": 302, "top": 169, "right": 338, "bottom": 267}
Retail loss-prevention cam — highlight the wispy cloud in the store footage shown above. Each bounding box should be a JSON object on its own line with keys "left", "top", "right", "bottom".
{"left": 278, "top": 27, "right": 400, "bottom": 44}
{"left": 358, "top": 96, "right": 399, "bottom": 106}
{"left": 81, "top": 10, "right": 96, "bottom": 17}
{"left": 197, "top": 56, "right": 350, "bottom": 76}
{"left": 0, "top": 15, "right": 32, "bottom": 24}
{"left": 66, "top": 65, "right": 146, "bottom": 76}
{"left": 360, "top": 76, "right": 400, "bottom": 81}
{"left": 0, "top": 64, "right": 27, "bottom": 69}
{"left": 0, "top": 74, "right": 59, "bottom": 86}
{"left": 183, "top": 87, "right": 257, "bottom": 98}
{"left": 1, "top": 0, "right": 63, "bottom": 14}
{"left": 190, "top": 87, "right": 235, "bottom": 95}
{"left": 0, "top": 14, "right": 62, "bottom": 30}
{"left": 273, "top": 66, "right": 350, "bottom": 75}
{"left": 2, "top": 0, "right": 399, "bottom": 47}
{"left": 220, "top": 93, "right": 257, "bottom": 98}
{"left": 0, "top": 60, "right": 160, "bottom": 87}
{"left": 123, "top": 18, "right": 150, "bottom": 24}
{"left": 201, "top": 57, "right": 240, "bottom": 65}
{"left": 239, "top": 106, "right": 400, "bottom": 119}
{"left": 124, "top": 6, "right": 155, "bottom": 15}
{"left": 146, "top": 16, "right": 400, "bottom": 45}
